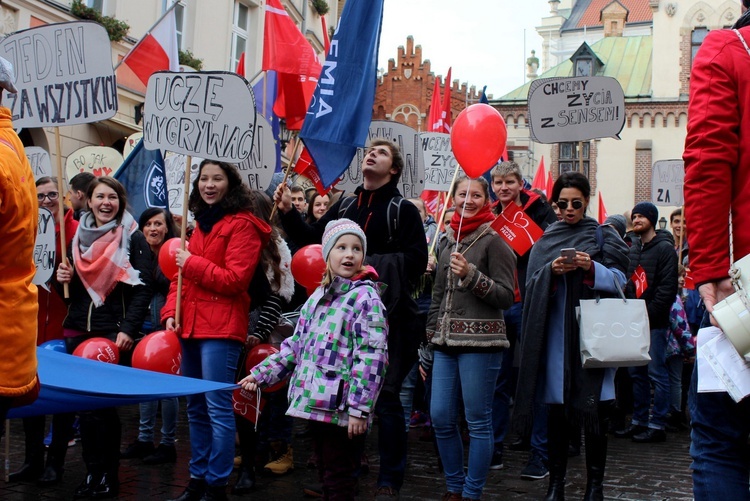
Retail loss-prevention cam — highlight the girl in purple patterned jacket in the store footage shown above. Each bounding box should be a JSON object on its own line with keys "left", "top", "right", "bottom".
{"left": 239, "top": 218, "right": 388, "bottom": 500}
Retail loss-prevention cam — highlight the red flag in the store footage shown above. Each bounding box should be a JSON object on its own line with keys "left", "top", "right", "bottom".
{"left": 263, "top": 0, "right": 322, "bottom": 129}
{"left": 120, "top": 7, "right": 179, "bottom": 86}
{"left": 235, "top": 52, "right": 245, "bottom": 78}
{"left": 531, "top": 157, "right": 546, "bottom": 191}
{"left": 321, "top": 16, "right": 330, "bottom": 55}
{"left": 428, "top": 76, "right": 442, "bottom": 132}
{"left": 441, "top": 67, "right": 453, "bottom": 132}
{"left": 684, "top": 271, "right": 696, "bottom": 290}
{"left": 294, "top": 148, "right": 331, "bottom": 196}
{"left": 545, "top": 167, "right": 554, "bottom": 197}
{"left": 631, "top": 264, "right": 648, "bottom": 298}
{"left": 491, "top": 202, "right": 544, "bottom": 256}
{"left": 598, "top": 192, "right": 608, "bottom": 224}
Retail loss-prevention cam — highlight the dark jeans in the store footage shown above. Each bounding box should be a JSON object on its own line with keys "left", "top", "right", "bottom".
{"left": 374, "top": 390, "right": 407, "bottom": 490}
{"left": 21, "top": 412, "right": 75, "bottom": 470}
{"left": 689, "top": 364, "right": 750, "bottom": 500}
{"left": 310, "top": 420, "right": 366, "bottom": 501}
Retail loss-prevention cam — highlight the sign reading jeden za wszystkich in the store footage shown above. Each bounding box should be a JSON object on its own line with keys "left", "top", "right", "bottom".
{"left": 143, "top": 71, "right": 257, "bottom": 163}
{"left": 528, "top": 76, "right": 625, "bottom": 143}
{"left": 0, "top": 21, "right": 117, "bottom": 127}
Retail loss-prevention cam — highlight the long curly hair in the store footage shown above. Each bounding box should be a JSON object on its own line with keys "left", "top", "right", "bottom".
{"left": 188, "top": 160, "right": 255, "bottom": 217}
{"left": 248, "top": 190, "right": 283, "bottom": 291}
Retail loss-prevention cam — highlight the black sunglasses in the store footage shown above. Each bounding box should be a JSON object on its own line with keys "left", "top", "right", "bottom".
{"left": 556, "top": 199, "right": 584, "bottom": 210}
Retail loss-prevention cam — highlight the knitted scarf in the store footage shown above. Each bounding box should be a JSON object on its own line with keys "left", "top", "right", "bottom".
{"left": 450, "top": 203, "right": 495, "bottom": 242}
{"left": 73, "top": 211, "right": 142, "bottom": 307}
{"left": 195, "top": 204, "right": 227, "bottom": 233}
{"left": 512, "top": 217, "right": 628, "bottom": 434}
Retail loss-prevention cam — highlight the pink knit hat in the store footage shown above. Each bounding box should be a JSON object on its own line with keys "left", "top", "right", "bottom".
{"left": 321, "top": 218, "right": 367, "bottom": 262}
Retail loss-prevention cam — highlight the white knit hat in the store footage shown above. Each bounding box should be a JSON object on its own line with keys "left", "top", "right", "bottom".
{"left": 322, "top": 218, "right": 367, "bottom": 262}
{"left": 0, "top": 57, "right": 18, "bottom": 94}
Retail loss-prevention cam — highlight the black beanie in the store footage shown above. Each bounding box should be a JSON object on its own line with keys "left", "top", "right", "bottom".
{"left": 631, "top": 202, "right": 659, "bottom": 229}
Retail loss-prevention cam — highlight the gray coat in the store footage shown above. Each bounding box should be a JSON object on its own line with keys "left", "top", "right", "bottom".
{"left": 426, "top": 223, "right": 516, "bottom": 348}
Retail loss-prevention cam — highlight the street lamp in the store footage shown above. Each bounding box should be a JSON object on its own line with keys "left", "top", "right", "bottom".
{"left": 658, "top": 217, "right": 668, "bottom": 230}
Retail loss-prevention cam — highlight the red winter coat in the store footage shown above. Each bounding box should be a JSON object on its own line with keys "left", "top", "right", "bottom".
{"left": 37, "top": 208, "right": 78, "bottom": 345}
{"left": 161, "top": 210, "right": 271, "bottom": 343}
{"left": 684, "top": 25, "right": 750, "bottom": 285}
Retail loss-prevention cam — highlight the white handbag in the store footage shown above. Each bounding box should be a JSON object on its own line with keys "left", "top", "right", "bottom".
{"left": 579, "top": 280, "right": 651, "bottom": 368}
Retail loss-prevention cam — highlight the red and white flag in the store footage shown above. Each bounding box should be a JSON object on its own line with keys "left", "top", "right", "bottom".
{"left": 598, "top": 191, "right": 608, "bottom": 224}
{"left": 120, "top": 7, "right": 179, "bottom": 86}
{"left": 491, "top": 202, "right": 544, "bottom": 256}
{"left": 422, "top": 72, "right": 449, "bottom": 216}
{"left": 631, "top": 264, "right": 648, "bottom": 298}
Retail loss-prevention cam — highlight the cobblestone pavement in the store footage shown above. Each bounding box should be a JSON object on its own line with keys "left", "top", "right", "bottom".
{"left": 1, "top": 403, "right": 694, "bottom": 500}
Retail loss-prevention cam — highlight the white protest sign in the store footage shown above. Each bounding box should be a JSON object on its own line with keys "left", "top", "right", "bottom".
{"left": 419, "top": 132, "right": 466, "bottom": 191}
{"left": 143, "top": 71, "right": 257, "bottom": 162}
{"left": 651, "top": 159, "right": 684, "bottom": 207}
{"left": 26, "top": 146, "right": 52, "bottom": 180}
{"left": 237, "top": 114, "right": 277, "bottom": 191}
{"left": 165, "top": 152, "right": 203, "bottom": 221}
{"left": 33, "top": 208, "right": 56, "bottom": 290}
{"left": 123, "top": 132, "right": 143, "bottom": 158}
{"left": 337, "top": 120, "right": 424, "bottom": 198}
{"left": 65, "top": 145, "right": 124, "bottom": 181}
{"left": 0, "top": 21, "right": 117, "bottom": 127}
{"left": 528, "top": 76, "right": 625, "bottom": 143}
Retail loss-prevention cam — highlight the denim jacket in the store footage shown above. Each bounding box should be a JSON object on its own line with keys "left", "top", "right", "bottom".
{"left": 249, "top": 275, "right": 388, "bottom": 427}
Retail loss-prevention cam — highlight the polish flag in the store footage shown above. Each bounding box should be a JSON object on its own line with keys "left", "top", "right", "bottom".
{"left": 121, "top": 7, "right": 179, "bottom": 86}
{"left": 531, "top": 157, "right": 546, "bottom": 191}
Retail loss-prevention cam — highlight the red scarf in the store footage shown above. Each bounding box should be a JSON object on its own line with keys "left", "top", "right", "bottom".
{"left": 450, "top": 204, "right": 495, "bottom": 242}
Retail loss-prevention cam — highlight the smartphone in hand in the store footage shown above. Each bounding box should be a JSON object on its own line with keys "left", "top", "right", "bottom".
{"left": 560, "top": 248, "right": 576, "bottom": 264}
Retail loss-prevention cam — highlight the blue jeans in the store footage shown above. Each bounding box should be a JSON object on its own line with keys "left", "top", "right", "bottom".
{"left": 689, "top": 365, "right": 750, "bottom": 500}
{"left": 629, "top": 327, "right": 669, "bottom": 430}
{"left": 374, "top": 389, "right": 407, "bottom": 490}
{"left": 180, "top": 338, "right": 242, "bottom": 487}
{"left": 666, "top": 355, "right": 683, "bottom": 414}
{"left": 431, "top": 349, "right": 501, "bottom": 499}
{"left": 399, "top": 363, "right": 419, "bottom": 432}
{"left": 138, "top": 398, "right": 179, "bottom": 446}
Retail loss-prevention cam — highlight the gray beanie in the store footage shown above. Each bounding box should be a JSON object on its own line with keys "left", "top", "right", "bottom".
{"left": 604, "top": 214, "right": 627, "bottom": 238}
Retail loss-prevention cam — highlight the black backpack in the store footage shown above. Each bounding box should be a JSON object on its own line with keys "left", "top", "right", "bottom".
{"left": 338, "top": 195, "right": 405, "bottom": 246}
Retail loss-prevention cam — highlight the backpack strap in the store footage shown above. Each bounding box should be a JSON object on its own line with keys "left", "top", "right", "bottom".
{"left": 338, "top": 195, "right": 356, "bottom": 219}
{"left": 386, "top": 196, "right": 404, "bottom": 245}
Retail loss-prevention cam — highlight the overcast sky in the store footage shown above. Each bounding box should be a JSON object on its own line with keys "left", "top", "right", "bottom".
{"left": 378, "top": 0, "right": 548, "bottom": 100}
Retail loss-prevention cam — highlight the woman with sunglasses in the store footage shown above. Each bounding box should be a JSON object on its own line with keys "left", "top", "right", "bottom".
{"left": 513, "top": 172, "right": 629, "bottom": 501}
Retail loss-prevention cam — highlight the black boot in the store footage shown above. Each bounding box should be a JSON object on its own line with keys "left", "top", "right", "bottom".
{"left": 8, "top": 459, "right": 44, "bottom": 482}
{"left": 90, "top": 471, "right": 119, "bottom": 499}
{"left": 200, "top": 484, "right": 228, "bottom": 501}
{"left": 9, "top": 416, "right": 45, "bottom": 482}
{"left": 37, "top": 463, "right": 63, "bottom": 485}
{"left": 544, "top": 405, "right": 569, "bottom": 501}
{"left": 169, "top": 478, "right": 207, "bottom": 501}
{"left": 73, "top": 472, "right": 101, "bottom": 499}
{"left": 583, "top": 405, "right": 609, "bottom": 501}
{"left": 232, "top": 466, "right": 256, "bottom": 494}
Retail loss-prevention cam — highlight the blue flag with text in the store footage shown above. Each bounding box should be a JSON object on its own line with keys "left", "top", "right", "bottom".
{"left": 299, "top": 0, "right": 385, "bottom": 189}
{"left": 114, "top": 139, "right": 168, "bottom": 220}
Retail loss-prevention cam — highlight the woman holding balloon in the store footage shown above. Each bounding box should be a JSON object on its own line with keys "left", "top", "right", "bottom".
{"left": 55, "top": 176, "right": 153, "bottom": 499}
{"left": 120, "top": 208, "right": 181, "bottom": 465}
{"left": 423, "top": 176, "right": 516, "bottom": 501}
{"left": 162, "top": 160, "right": 271, "bottom": 501}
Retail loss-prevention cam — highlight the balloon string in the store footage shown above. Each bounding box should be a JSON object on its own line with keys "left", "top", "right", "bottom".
{"left": 453, "top": 178, "right": 472, "bottom": 255}
{"left": 254, "top": 388, "right": 261, "bottom": 432}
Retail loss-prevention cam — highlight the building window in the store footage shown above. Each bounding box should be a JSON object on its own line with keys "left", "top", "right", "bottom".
{"left": 558, "top": 142, "right": 589, "bottom": 178}
{"left": 162, "top": 1, "right": 186, "bottom": 49}
{"left": 575, "top": 58, "right": 592, "bottom": 77}
{"left": 86, "top": 0, "right": 104, "bottom": 12}
{"left": 691, "top": 28, "right": 708, "bottom": 66}
{"left": 231, "top": 1, "right": 249, "bottom": 71}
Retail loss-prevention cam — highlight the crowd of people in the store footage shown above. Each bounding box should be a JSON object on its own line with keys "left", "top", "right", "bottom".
{"left": 3, "top": 3, "right": 750, "bottom": 499}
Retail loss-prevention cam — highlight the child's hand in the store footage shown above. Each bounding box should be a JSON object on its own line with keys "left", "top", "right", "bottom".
{"left": 238, "top": 375, "right": 258, "bottom": 392}
{"left": 348, "top": 416, "right": 367, "bottom": 439}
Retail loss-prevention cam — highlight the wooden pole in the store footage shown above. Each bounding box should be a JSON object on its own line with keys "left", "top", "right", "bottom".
{"left": 578, "top": 140, "right": 584, "bottom": 175}
{"left": 175, "top": 154, "right": 192, "bottom": 327}
{"left": 270, "top": 137, "right": 302, "bottom": 220}
{"left": 54, "top": 127, "right": 69, "bottom": 298}
{"left": 429, "top": 167, "right": 462, "bottom": 256}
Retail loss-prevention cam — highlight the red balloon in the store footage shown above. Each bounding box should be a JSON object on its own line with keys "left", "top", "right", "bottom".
{"left": 291, "top": 244, "right": 326, "bottom": 289}
{"left": 132, "top": 330, "right": 182, "bottom": 375}
{"left": 245, "top": 344, "right": 286, "bottom": 392}
{"left": 450, "top": 103, "right": 508, "bottom": 177}
{"left": 73, "top": 337, "right": 119, "bottom": 364}
{"left": 158, "top": 238, "right": 182, "bottom": 280}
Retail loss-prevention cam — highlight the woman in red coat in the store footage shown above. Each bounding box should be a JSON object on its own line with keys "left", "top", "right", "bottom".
{"left": 163, "top": 160, "right": 270, "bottom": 501}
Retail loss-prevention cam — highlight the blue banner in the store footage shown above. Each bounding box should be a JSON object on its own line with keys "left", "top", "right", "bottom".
{"left": 114, "top": 139, "right": 168, "bottom": 220}
{"left": 8, "top": 349, "right": 237, "bottom": 418}
{"left": 299, "top": 0, "right": 385, "bottom": 189}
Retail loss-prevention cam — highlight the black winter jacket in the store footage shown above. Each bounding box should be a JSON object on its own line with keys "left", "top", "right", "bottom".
{"left": 58, "top": 230, "right": 154, "bottom": 337}
{"left": 280, "top": 179, "right": 428, "bottom": 393}
{"left": 625, "top": 230, "right": 678, "bottom": 329}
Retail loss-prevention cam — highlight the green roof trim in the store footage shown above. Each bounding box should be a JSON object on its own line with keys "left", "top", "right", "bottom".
{"left": 498, "top": 35, "right": 652, "bottom": 102}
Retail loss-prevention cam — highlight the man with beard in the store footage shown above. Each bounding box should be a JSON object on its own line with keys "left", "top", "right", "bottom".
{"left": 614, "top": 202, "right": 677, "bottom": 443}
